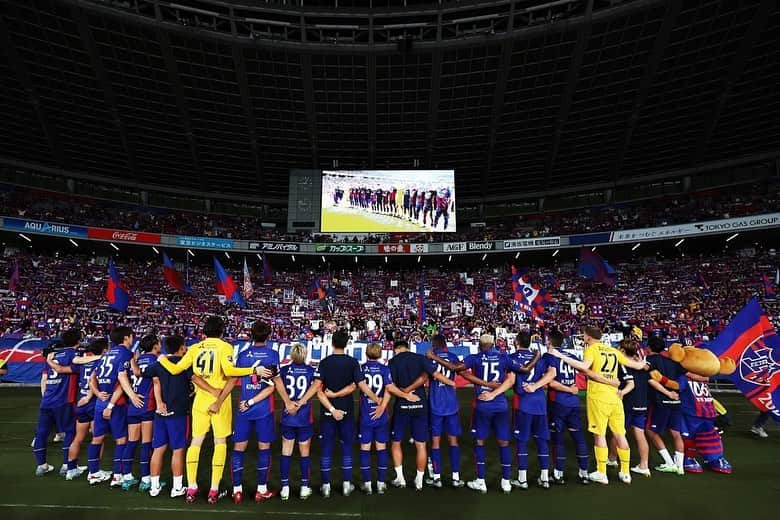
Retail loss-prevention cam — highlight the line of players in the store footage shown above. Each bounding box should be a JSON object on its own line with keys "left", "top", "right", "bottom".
{"left": 32, "top": 319, "right": 731, "bottom": 505}
{"left": 336, "top": 186, "right": 453, "bottom": 230}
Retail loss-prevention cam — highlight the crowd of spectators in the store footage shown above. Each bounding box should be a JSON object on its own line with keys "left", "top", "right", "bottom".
{"left": 1, "top": 248, "right": 777, "bottom": 347}
{"left": 2, "top": 183, "right": 778, "bottom": 244}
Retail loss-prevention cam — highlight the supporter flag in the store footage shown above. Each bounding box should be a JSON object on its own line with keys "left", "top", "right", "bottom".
{"left": 105, "top": 258, "right": 130, "bottom": 313}
{"left": 262, "top": 255, "right": 273, "bottom": 283}
{"left": 544, "top": 273, "right": 559, "bottom": 289}
{"left": 306, "top": 278, "right": 325, "bottom": 300}
{"left": 762, "top": 273, "right": 776, "bottom": 298}
{"left": 8, "top": 260, "right": 19, "bottom": 292}
{"left": 162, "top": 252, "right": 191, "bottom": 293}
{"left": 243, "top": 258, "right": 254, "bottom": 299}
{"left": 455, "top": 277, "right": 466, "bottom": 300}
{"left": 705, "top": 298, "right": 780, "bottom": 423}
{"left": 511, "top": 267, "right": 552, "bottom": 318}
{"left": 417, "top": 278, "right": 427, "bottom": 323}
{"left": 577, "top": 249, "right": 617, "bottom": 287}
{"left": 483, "top": 287, "right": 495, "bottom": 302}
{"left": 214, "top": 257, "right": 245, "bottom": 308}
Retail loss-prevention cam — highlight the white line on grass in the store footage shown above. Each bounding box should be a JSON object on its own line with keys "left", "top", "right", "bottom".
{"left": 0, "top": 504, "right": 360, "bottom": 517}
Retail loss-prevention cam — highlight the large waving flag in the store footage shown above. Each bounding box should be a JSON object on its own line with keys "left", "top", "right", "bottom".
{"left": 455, "top": 277, "right": 466, "bottom": 300}
{"left": 577, "top": 249, "right": 617, "bottom": 286}
{"left": 106, "top": 258, "right": 130, "bottom": 313}
{"left": 8, "top": 260, "right": 19, "bottom": 292}
{"left": 214, "top": 257, "right": 245, "bottom": 308}
{"left": 511, "top": 267, "right": 551, "bottom": 319}
{"left": 162, "top": 252, "right": 191, "bottom": 293}
{"left": 705, "top": 298, "right": 779, "bottom": 422}
{"left": 243, "top": 258, "right": 254, "bottom": 299}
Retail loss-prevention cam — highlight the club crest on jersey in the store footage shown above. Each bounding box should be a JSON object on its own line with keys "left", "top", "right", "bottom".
{"left": 739, "top": 338, "right": 779, "bottom": 387}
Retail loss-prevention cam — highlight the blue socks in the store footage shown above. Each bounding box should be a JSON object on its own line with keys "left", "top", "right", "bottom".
{"left": 449, "top": 445, "right": 460, "bottom": 474}
{"left": 474, "top": 445, "right": 486, "bottom": 479}
{"left": 499, "top": 445, "right": 511, "bottom": 480}
{"left": 300, "top": 456, "right": 310, "bottom": 487}
{"left": 430, "top": 448, "right": 441, "bottom": 475}
{"left": 537, "top": 439, "right": 550, "bottom": 470}
{"left": 257, "top": 449, "right": 271, "bottom": 486}
{"left": 279, "top": 455, "right": 291, "bottom": 488}
{"left": 123, "top": 440, "right": 138, "bottom": 475}
{"left": 320, "top": 456, "right": 332, "bottom": 484}
{"left": 87, "top": 443, "right": 101, "bottom": 474}
{"left": 377, "top": 450, "right": 388, "bottom": 482}
{"left": 113, "top": 443, "right": 125, "bottom": 475}
{"left": 231, "top": 450, "right": 245, "bottom": 488}
{"left": 516, "top": 441, "right": 529, "bottom": 470}
{"left": 140, "top": 442, "right": 152, "bottom": 478}
{"left": 342, "top": 453, "right": 353, "bottom": 483}
{"left": 572, "top": 429, "right": 589, "bottom": 471}
{"left": 360, "top": 450, "right": 371, "bottom": 482}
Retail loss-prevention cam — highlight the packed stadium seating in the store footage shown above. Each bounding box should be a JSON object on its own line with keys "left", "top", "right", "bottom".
{"left": 2, "top": 250, "right": 777, "bottom": 345}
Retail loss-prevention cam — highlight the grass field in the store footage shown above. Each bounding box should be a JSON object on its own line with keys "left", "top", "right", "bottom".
{"left": 1, "top": 388, "right": 778, "bottom": 520}
{"left": 320, "top": 206, "right": 447, "bottom": 233}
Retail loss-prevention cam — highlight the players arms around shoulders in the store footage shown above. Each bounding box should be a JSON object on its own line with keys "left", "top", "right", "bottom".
{"left": 33, "top": 320, "right": 732, "bottom": 504}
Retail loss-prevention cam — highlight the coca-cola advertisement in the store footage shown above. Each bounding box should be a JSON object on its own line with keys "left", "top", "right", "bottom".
{"left": 87, "top": 227, "right": 162, "bottom": 244}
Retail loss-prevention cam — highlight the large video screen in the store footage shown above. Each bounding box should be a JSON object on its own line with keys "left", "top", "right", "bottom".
{"left": 321, "top": 170, "right": 456, "bottom": 233}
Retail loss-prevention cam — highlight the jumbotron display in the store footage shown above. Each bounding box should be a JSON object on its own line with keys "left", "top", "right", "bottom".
{"left": 320, "top": 169, "right": 456, "bottom": 233}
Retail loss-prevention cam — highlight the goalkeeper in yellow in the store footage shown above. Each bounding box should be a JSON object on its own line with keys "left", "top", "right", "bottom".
{"left": 156, "top": 316, "right": 270, "bottom": 504}
{"left": 547, "top": 325, "right": 648, "bottom": 485}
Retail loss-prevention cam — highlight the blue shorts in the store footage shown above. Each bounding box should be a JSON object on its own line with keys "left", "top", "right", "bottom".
{"left": 319, "top": 416, "right": 355, "bottom": 452}
{"left": 625, "top": 410, "right": 647, "bottom": 430}
{"left": 470, "top": 409, "right": 510, "bottom": 442}
{"left": 127, "top": 411, "right": 155, "bottom": 424}
{"left": 647, "top": 406, "right": 681, "bottom": 433}
{"left": 391, "top": 414, "right": 428, "bottom": 442}
{"left": 548, "top": 402, "right": 582, "bottom": 433}
{"left": 152, "top": 415, "right": 189, "bottom": 450}
{"left": 280, "top": 423, "right": 314, "bottom": 442}
{"left": 93, "top": 401, "right": 128, "bottom": 439}
{"left": 76, "top": 402, "right": 95, "bottom": 424}
{"left": 513, "top": 410, "right": 550, "bottom": 441}
{"left": 430, "top": 413, "right": 462, "bottom": 438}
{"left": 38, "top": 404, "right": 76, "bottom": 435}
{"left": 680, "top": 415, "right": 716, "bottom": 438}
{"left": 359, "top": 423, "right": 390, "bottom": 444}
{"left": 233, "top": 414, "right": 276, "bottom": 443}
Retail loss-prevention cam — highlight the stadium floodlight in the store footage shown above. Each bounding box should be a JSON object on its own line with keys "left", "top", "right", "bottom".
{"left": 591, "top": 246, "right": 597, "bottom": 252}
{"left": 18, "top": 233, "right": 31, "bottom": 242}
{"left": 552, "top": 249, "right": 559, "bottom": 257}
{"left": 448, "top": 255, "right": 452, "bottom": 262}
{"left": 417, "top": 256, "right": 421, "bottom": 263}
{"left": 225, "top": 252, "right": 230, "bottom": 259}
{"left": 632, "top": 243, "right": 641, "bottom": 251}
{"left": 385, "top": 256, "right": 388, "bottom": 263}
{"left": 726, "top": 233, "right": 739, "bottom": 242}
{"left": 515, "top": 252, "right": 520, "bottom": 259}
{"left": 675, "top": 239, "right": 685, "bottom": 247}
{"left": 152, "top": 246, "right": 159, "bottom": 254}
{"left": 187, "top": 249, "right": 194, "bottom": 257}
{"left": 481, "top": 253, "right": 487, "bottom": 261}
{"left": 69, "top": 239, "right": 79, "bottom": 247}
{"left": 321, "top": 256, "right": 326, "bottom": 263}
{"left": 291, "top": 255, "right": 296, "bottom": 262}
{"left": 257, "top": 253, "right": 262, "bottom": 259}
{"left": 355, "top": 256, "right": 358, "bottom": 263}
{"left": 110, "top": 243, "right": 119, "bottom": 251}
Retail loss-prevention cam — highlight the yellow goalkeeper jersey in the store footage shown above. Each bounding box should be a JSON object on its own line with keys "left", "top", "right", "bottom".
{"left": 583, "top": 341, "right": 630, "bottom": 404}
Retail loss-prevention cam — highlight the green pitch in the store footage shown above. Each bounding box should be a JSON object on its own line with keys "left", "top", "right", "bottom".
{"left": 1, "top": 388, "right": 777, "bottom": 520}
{"left": 321, "top": 206, "right": 441, "bottom": 233}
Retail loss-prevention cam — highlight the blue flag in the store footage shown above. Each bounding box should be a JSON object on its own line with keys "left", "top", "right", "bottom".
{"left": 577, "top": 249, "right": 617, "bottom": 286}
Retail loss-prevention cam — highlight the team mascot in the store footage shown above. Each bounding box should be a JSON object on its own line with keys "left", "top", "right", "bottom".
{"left": 650, "top": 343, "right": 736, "bottom": 474}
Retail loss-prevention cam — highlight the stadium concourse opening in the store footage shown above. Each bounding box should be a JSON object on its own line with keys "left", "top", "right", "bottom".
{"left": 1, "top": 0, "right": 780, "bottom": 518}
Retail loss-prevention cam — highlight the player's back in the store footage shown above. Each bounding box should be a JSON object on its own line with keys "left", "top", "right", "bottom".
{"left": 544, "top": 351, "right": 580, "bottom": 407}
{"left": 76, "top": 358, "right": 101, "bottom": 402}
{"left": 465, "top": 349, "right": 509, "bottom": 413}
{"left": 280, "top": 363, "right": 316, "bottom": 426}
{"left": 189, "top": 338, "right": 233, "bottom": 388}
{"left": 42, "top": 347, "right": 78, "bottom": 408}
{"left": 360, "top": 360, "right": 392, "bottom": 424}
{"left": 426, "top": 350, "right": 459, "bottom": 416}
{"left": 236, "top": 345, "right": 280, "bottom": 419}
{"left": 96, "top": 345, "right": 132, "bottom": 396}
{"left": 583, "top": 341, "right": 627, "bottom": 404}
{"left": 129, "top": 352, "right": 158, "bottom": 414}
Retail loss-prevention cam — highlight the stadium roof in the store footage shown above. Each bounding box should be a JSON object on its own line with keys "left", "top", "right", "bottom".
{"left": 0, "top": 0, "right": 778, "bottom": 204}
